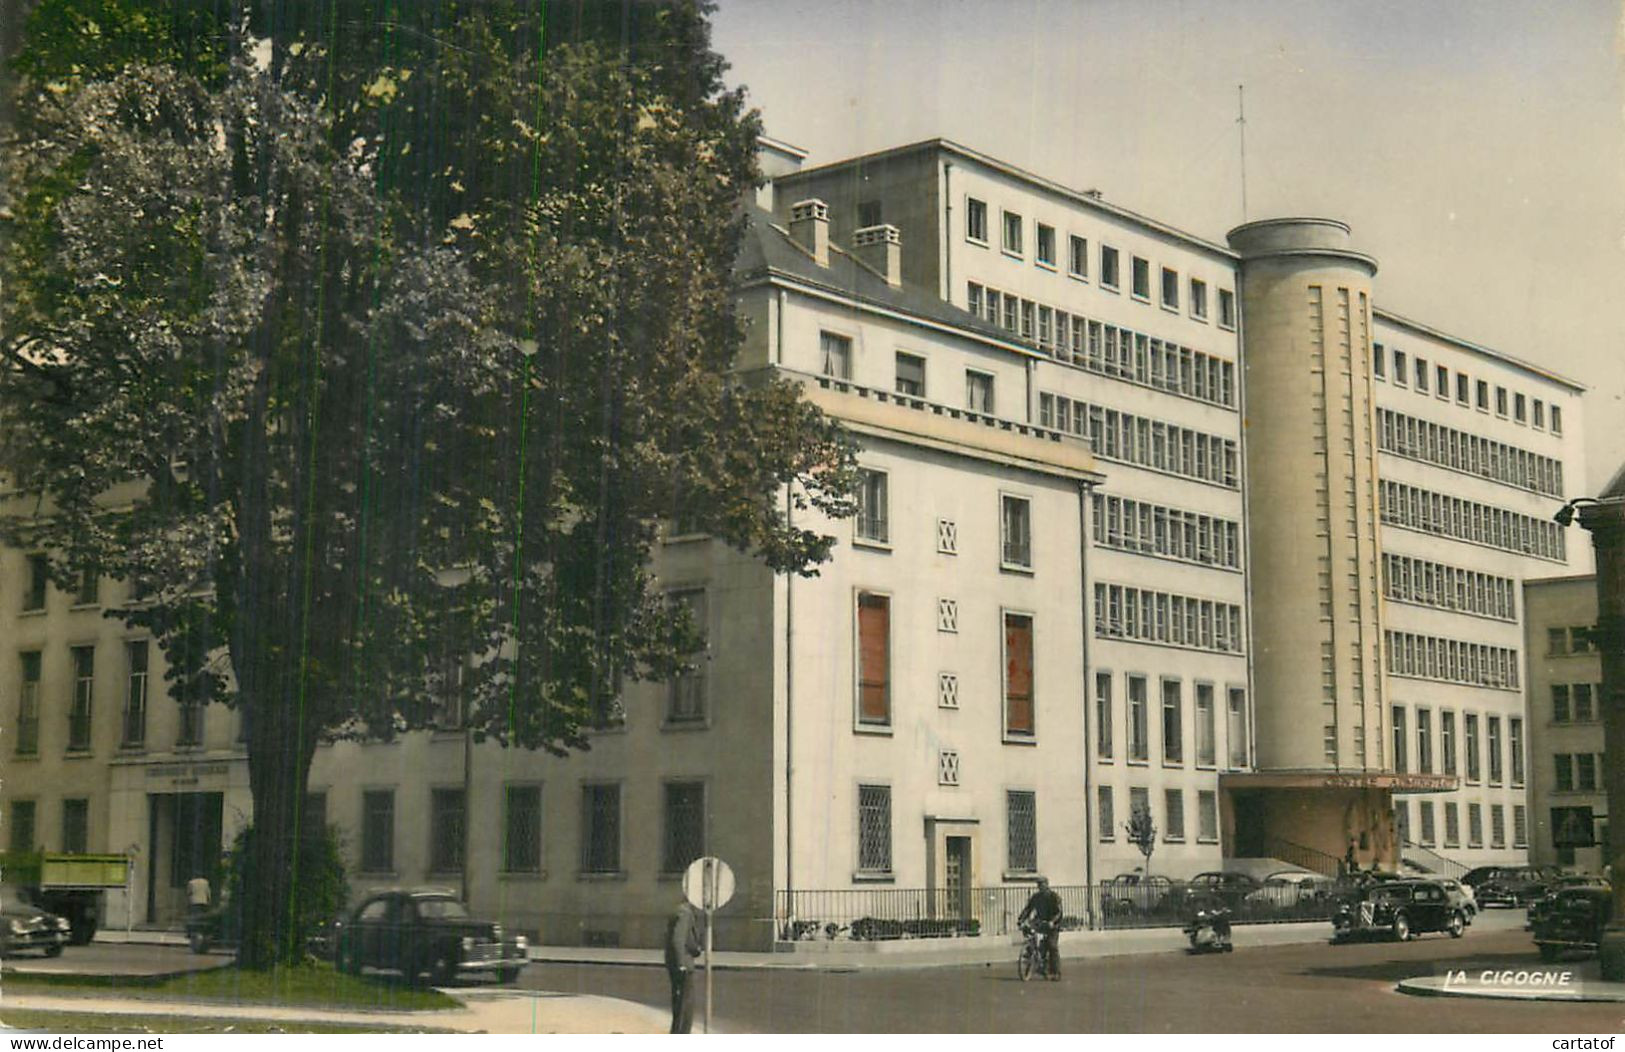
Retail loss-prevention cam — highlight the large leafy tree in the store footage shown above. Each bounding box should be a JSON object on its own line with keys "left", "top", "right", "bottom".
{"left": 1, "top": 0, "right": 854, "bottom": 968}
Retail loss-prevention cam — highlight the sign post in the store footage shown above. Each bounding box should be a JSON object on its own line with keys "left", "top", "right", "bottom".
{"left": 682, "top": 856, "right": 734, "bottom": 1035}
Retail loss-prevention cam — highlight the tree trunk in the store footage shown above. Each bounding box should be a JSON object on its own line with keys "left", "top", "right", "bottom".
{"left": 237, "top": 701, "right": 319, "bottom": 969}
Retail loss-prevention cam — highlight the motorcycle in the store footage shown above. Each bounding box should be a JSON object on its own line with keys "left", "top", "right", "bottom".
{"left": 1184, "top": 905, "right": 1233, "bottom": 954}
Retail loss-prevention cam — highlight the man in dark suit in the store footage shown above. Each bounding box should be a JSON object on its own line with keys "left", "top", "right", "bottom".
{"left": 664, "top": 900, "right": 704, "bottom": 1033}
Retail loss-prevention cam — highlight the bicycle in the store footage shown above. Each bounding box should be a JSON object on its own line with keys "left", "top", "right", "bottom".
{"left": 1016, "top": 922, "right": 1056, "bottom": 981}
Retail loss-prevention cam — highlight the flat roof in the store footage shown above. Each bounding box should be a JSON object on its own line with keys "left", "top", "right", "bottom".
{"left": 1374, "top": 307, "right": 1587, "bottom": 393}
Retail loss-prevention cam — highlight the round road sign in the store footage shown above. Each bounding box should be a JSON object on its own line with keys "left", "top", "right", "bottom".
{"left": 683, "top": 856, "right": 735, "bottom": 911}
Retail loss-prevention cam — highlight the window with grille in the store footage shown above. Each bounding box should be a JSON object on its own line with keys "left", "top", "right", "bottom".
{"left": 581, "top": 784, "right": 622, "bottom": 874}
{"left": 1095, "top": 672, "right": 1113, "bottom": 759}
{"left": 667, "top": 589, "right": 708, "bottom": 724}
{"left": 429, "top": 788, "right": 466, "bottom": 873}
{"left": 503, "top": 785, "right": 542, "bottom": 873}
{"left": 856, "top": 470, "right": 889, "bottom": 544}
{"left": 1097, "top": 786, "right": 1115, "bottom": 840}
{"left": 1491, "top": 805, "right": 1506, "bottom": 848}
{"left": 1164, "top": 789, "right": 1185, "bottom": 841}
{"left": 1227, "top": 688, "right": 1247, "bottom": 767}
{"left": 1003, "top": 613, "right": 1035, "bottom": 738}
{"left": 857, "top": 785, "right": 892, "bottom": 874}
{"left": 16, "top": 650, "right": 41, "bottom": 755}
{"left": 1000, "top": 495, "right": 1032, "bottom": 569}
{"left": 361, "top": 790, "right": 395, "bottom": 873}
{"left": 820, "top": 331, "right": 852, "bottom": 379}
{"left": 936, "top": 518, "right": 958, "bottom": 555}
{"left": 662, "top": 782, "right": 706, "bottom": 874}
{"left": 60, "top": 798, "right": 88, "bottom": 853}
{"left": 68, "top": 645, "right": 94, "bottom": 752}
{"left": 1514, "top": 805, "right": 1528, "bottom": 847}
{"left": 1467, "top": 803, "right": 1483, "bottom": 847}
{"left": 857, "top": 593, "right": 891, "bottom": 726}
{"left": 123, "top": 641, "right": 148, "bottom": 749}
{"left": 1198, "top": 791, "right": 1218, "bottom": 842}
{"left": 1007, "top": 791, "right": 1037, "bottom": 874}
{"left": 938, "top": 749, "right": 960, "bottom": 786}
{"left": 1161, "top": 679, "right": 1183, "bottom": 763}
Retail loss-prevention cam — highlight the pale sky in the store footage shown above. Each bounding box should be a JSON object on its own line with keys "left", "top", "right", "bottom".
{"left": 713, "top": 0, "right": 1625, "bottom": 493}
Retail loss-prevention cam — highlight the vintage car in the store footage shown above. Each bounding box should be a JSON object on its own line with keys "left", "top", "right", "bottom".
{"left": 1, "top": 884, "right": 70, "bottom": 957}
{"left": 1245, "top": 871, "right": 1336, "bottom": 913}
{"left": 1171, "top": 871, "right": 1261, "bottom": 914}
{"left": 1532, "top": 882, "right": 1612, "bottom": 956}
{"left": 1436, "top": 878, "right": 1477, "bottom": 918}
{"left": 332, "top": 889, "right": 528, "bottom": 985}
{"left": 1461, "top": 865, "right": 1558, "bottom": 908}
{"left": 1331, "top": 879, "right": 1468, "bottom": 942}
{"left": 1099, "top": 873, "right": 1176, "bottom": 915}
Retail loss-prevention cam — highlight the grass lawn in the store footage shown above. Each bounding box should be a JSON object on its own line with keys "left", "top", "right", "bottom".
{"left": 0, "top": 1008, "right": 453, "bottom": 1034}
{"left": 0, "top": 962, "right": 460, "bottom": 1013}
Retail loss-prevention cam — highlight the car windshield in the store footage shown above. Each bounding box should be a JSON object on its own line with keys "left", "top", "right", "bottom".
{"left": 416, "top": 897, "right": 470, "bottom": 920}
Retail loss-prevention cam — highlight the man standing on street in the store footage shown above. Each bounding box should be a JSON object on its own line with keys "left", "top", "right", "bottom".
{"left": 665, "top": 900, "right": 704, "bottom": 1033}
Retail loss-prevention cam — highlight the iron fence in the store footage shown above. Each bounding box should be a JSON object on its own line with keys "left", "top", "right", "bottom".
{"left": 775, "top": 881, "right": 1346, "bottom": 942}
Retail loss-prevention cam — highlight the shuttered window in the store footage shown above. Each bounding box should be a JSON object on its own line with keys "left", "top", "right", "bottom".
{"left": 1004, "top": 613, "right": 1035, "bottom": 737}
{"left": 857, "top": 593, "right": 891, "bottom": 725}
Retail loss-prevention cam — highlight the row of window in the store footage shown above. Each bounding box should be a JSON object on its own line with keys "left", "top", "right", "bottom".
{"left": 1092, "top": 669, "right": 1247, "bottom": 767}
{"left": 820, "top": 332, "right": 1005, "bottom": 417}
{"left": 1391, "top": 705, "right": 1521, "bottom": 784}
{"left": 10, "top": 641, "right": 213, "bottom": 756}
{"left": 1553, "top": 754, "right": 1607, "bottom": 794}
{"left": 354, "top": 780, "right": 706, "bottom": 879}
{"left": 1089, "top": 493, "right": 1241, "bottom": 570}
{"left": 855, "top": 472, "right": 1034, "bottom": 571}
{"left": 855, "top": 593, "right": 1037, "bottom": 739}
{"left": 963, "top": 197, "right": 1236, "bottom": 327}
{"left": 1383, "top": 630, "right": 1521, "bottom": 691}
{"left": 1376, "top": 408, "right": 1564, "bottom": 498}
{"left": 1375, "top": 342, "right": 1564, "bottom": 435}
{"left": 1093, "top": 583, "right": 1245, "bottom": 656}
{"left": 1378, "top": 480, "right": 1566, "bottom": 561}
{"left": 855, "top": 785, "right": 1040, "bottom": 877}
{"left": 16, "top": 554, "right": 100, "bottom": 614}
{"left": 1551, "top": 682, "right": 1602, "bottom": 724}
{"left": 1097, "top": 785, "right": 1220, "bottom": 844}
{"left": 1547, "top": 625, "right": 1599, "bottom": 656}
{"left": 1040, "top": 395, "right": 1240, "bottom": 489}
{"left": 5, "top": 798, "right": 90, "bottom": 855}
{"left": 967, "top": 282, "right": 1236, "bottom": 409}
{"left": 1403, "top": 799, "right": 1526, "bottom": 851}
{"left": 1380, "top": 553, "right": 1517, "bottom": 622}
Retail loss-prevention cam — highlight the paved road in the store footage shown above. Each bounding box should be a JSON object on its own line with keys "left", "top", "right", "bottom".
{"left": 518, "top": 926, "right": 1625, "bottom": 1032}
{"left": 4, "top": 943, "right": 230, "bottom": 978}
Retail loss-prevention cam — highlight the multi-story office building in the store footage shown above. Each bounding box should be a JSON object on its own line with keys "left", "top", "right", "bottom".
{"left": 1523, "top": 574, "right": 1607, "bottom": 871}
{"left": 0, "top": 136, "right": 1589, "bottom": 946}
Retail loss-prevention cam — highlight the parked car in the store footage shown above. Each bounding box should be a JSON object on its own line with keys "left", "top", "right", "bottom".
{"left": 1436, "top": 878, "right": 1477, "bottom": 918}
{"left": 1167, "top": 872, "right": 1261, "bottom": 915}
{"left": 1331, "top": 879, "right": 1467, "bottom": 942}
{"left": 332, "top": 889, "right": 528, "bottom": 985}
{"left": 1533, "top": 884, "right": 1614, "bottom": 961}
{"left": 1461, "top": 866, "right": 1555, "bottom": 908}
{"left": 1, "top": 884, "right": 70, "bottom": 957}
{"left": 1527, "top": 875, "right": 1608, "bottom": 931}
{"left": 1246, "top": 871, "right": 1335, "bottom": 912}
{"left": 1099, "top": 873, "right": 1175, "bottom": 915}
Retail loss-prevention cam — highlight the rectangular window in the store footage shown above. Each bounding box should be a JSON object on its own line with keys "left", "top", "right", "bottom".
{"left": 1393, "top": 350, "right": 1408, "bottom": 386}
{"left": 1555, "top": 753, "right": 1574, "bottom": 792}
{"left": 1514, "top": 805, "right": 1528, "bottom": 848}
{"left": 662, "top": 781, "right": 706, "bottom": 875}
{"left": 1577, "top": 752, "right": 1597, "bottom": 791}
{"left": 74, "top": 568, "right": 97, "bottom": 607}
{"left": 1227, "top": 688, "right": 1248, "bottom": 767}
{"left": 1098, "top": 786, "right": 1115, "bottom": 840}
{"left": 1456, "top": 372, "right": 1469, "bottom": 404}
{"left": 1436, "top": 364, "right": 1449, "bottom": 397}
{"left": 1095, "top": 672, "right": 1114, "bottom": 759}
{"left": 1069, "top": 235, "right": 1088, "bottom": 277}
{"left": 17, "top": 650, "right": 41, "bottom": 755}
{"left": 1488, "top": 716, "right": 1503, "bottom": 784}
{"left": 580, "top": 783, "right": 622, "bottom": 874}
{"left": 1195, "top": 684, "right": 1216, "bottom": 766}
{"left": 503, "top": 785, "right": 542, "bottom": 873}
{"left": 1218, "top": 289, "right": 1236, "bottom": 329}
{"left": 1419, "top": 801, "right": 1435, "bottom": 846}
{"left": 1164, "top": 789, "right": 1185, "bottom": 841}
{"left": 857, "top": 784, "right": 892, "bottom": 874}
{"left": 1007, "top": 790, "right": 1037, "bottom": 874}
{"left": 8, "top": 800, "right": 36, "bottom": 854}
{"left": 820, "top": 331, "right": 851, "bottom": 379}
{"left": 1000, "top": 495, "right": 1032, "bottom": 569}
{"left": 1100, "top": 245, "right": 1120, "bottom": 289}
{"left": 1510, "top": 717, "right": 1524, "bottom": 785}
{"left": 1160, "top": 267, "right": 1179, "bottom": 309}
{"left": 1190, "top": 278, "right": 1208, "bottom": 320}
{"left": 856, "top": 469, "right": 889, "bottom": 544}
{"left": 1468, "top": 803, "right": 1483, "bottom": 847}
{"left": 1495, "top": 386, "right": 1508, "bottom": 416}
{"left": 1391, "top": 705, "right": 1408, "bottom": 774}
{"left": 61, "top": 797, "right": 89, "bottom": 854}
{"left": 1004, "top": 613, "right": 1035, "bottom": 738}
{"left": 966, "top": 370, "right": 995, "bottom": 413}
{"left": 361, "top": 790, "right": 395, "bottom": 873}
{"left": 667, "top": 588, "right": 708, "bottom": 723}
{"left": 429, "top": 787, "right": 466, "bottom": 873}
{"left": 1131, "top": 256, "right": 1150, "bottom": 299}
{"left": 1161, "top": 679, "right": 1183, "bottom": 764}
{"left": 1415, "top": 358, "right": 1429, "bottom": 393}
{"left": 1444, "top": 802, "right": 1460, "bottom": 847}
{"left": 1465, "top": 712, "right": 1481, "bottom": 781}
{"left": 68, "top": 645, "right": 94, "bottom": 751}
{"left": 1128, "top": 675, "right": 1149, "bottom": 761}
{"left": 1373, "top": 343, "right": 1387, "bottom": 378}
{"left": 1491, "top": 804, "right": 1506, "bottom": 848}
{"left": 1002, "top": 211, "right": 1024, "bottom": 255}
{"left": 24, "top": 554, "right": 48, "bottom": 612}
{"left": 1035, "top": 223, "right": 1055, "bottom": 266}
{"left": 966, "top": 198, "right": 988, "bottom": 242}
{"left": 857, "top": 593, "right": 891, "bottom": 726}
{"left": 1575, "top": 682, "right": 1595, "bottom": 721}
{"left": 1514, "top": 393, "right": 1527, "bottom": 423}
{"left": 1416, "top": 708, "right": 1433, "bottom": 774}
{"left": 894, "top": 352, "right": 926, "bottom": 397}
{"left": 1440, "top": 710, "right": 1456, "bottom": 776}
{"left": 1549, "top": 627, "right": 1569, "bottom": 656}
{"left": 1476, "top": 379, "right": 1490, "bottom": 410}
{"left": 857, "top": 200, "right": 881, "bottom": 228}
{"left": 1551, "top": 405, "right": 1563, "bottom": 435}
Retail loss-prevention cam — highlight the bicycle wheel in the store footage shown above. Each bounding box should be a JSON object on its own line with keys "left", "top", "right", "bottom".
{"left": 1017, "top": 943, "right": 1036, "bottom": 981}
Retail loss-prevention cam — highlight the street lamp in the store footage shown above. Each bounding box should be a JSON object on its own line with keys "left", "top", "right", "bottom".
{"left": 1556, "top": 486, "right": 1625, "bottom": 980}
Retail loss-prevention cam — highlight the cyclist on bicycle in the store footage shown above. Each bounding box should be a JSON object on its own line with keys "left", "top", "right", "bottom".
{"left": 1018, "top": 876, "right": 1063, "bottom": 979}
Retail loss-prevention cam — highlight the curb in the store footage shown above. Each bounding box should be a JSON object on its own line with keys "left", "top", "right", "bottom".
{"left": 1397, "top": 974, "right": 1625, "bottom": 1003}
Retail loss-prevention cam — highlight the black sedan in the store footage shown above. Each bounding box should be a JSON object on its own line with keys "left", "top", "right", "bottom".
{"left": 1462, "top": 865, "right": 1558, "bottom": 908}
{"left": 332, "top": 889, "right": 529, "bottom": 985}
{"left": 1331, "top": 879, "right": 1467, "bottom": 942}
{"left": 1533, "top": 885, "right": 1614, "bottom": 961}
{"left": 1, "top": 885, "right": 69, "bottom": 957}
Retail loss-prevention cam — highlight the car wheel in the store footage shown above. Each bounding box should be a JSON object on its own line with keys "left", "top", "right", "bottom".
{"left": 45, "top": 944, "right": 64, "bottom": 958}
{"left": 1391, "top": 913, "right": 1411, "bottom": 942}
{"left": 188, "top": 931, "right": 210, "bottom": 955}
{"left": 1447, "top": 912, "right": 1465, "bottom": 938}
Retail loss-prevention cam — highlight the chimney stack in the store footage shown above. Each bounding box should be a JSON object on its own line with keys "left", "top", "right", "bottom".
{"left": 789, "top": 199, "right": 830, "bottom": 267}
{"left": 852, "top": 224, "right": 902, "bottom": 288}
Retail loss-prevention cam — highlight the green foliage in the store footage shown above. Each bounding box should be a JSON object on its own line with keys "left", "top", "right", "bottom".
{"left": 223, "top": 822, "right": 349, "bottom": 961}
